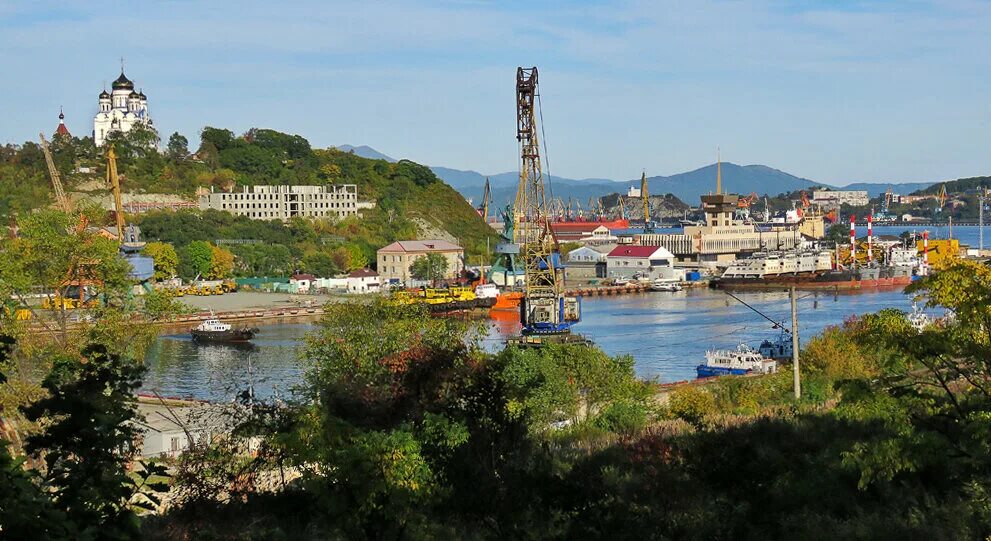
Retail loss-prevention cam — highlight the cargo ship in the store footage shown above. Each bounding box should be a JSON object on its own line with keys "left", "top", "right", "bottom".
{"left": 712, "top": 249, "right": 917, "bottom": 290}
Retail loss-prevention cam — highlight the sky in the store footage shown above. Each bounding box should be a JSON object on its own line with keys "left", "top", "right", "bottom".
{"left": 1, "top": 0, "right": 989, "bottom": 185}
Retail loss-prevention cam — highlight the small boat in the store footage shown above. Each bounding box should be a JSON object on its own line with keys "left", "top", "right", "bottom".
{"left": 696, "top": 344, "right": 777, "bottom": 378}
{"left": 757, "top": 331, "right": 793, "bottom": 360}
{"left": 611, "top": 278, "right": 630, "bottom": 287}
{"left": 650, "top": 279, "right": 682, "bottom": 292}
{"left": 190, "top": 318, "right": 258, "bottom": 343}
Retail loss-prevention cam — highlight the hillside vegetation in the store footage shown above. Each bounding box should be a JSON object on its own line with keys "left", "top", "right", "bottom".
{"left": 0, "top": 126, "right": 501, "bottom": 276}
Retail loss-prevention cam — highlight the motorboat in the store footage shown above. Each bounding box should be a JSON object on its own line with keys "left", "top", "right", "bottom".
{"left": 696, "top": 344, "right": 777, "bottom": 378}
{"left": 650, "top": 279, "right": 682, "bottom": 292}
{"left": 190, "top": 318, "right": 258, "bottom": 343}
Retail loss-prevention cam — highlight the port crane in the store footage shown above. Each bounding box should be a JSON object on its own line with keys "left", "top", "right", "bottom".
{"left": 640, "top": 172, "right": 653, "bottom": 232}
{"left": 39, "top": 133, "right": 71, "bottom": 212}
{"left": 106, "top": 145, "right": 125, "bottom": 241}
{"left": 512, "top": 67, "right": 581, "bottom": 336}
{"left": 477, "top": 177, "right": 491, "bottom": 222}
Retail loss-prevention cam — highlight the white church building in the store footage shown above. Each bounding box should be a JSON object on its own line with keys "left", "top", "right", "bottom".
{"left": 93, "top": 69, "right": 152, "bottom": 146}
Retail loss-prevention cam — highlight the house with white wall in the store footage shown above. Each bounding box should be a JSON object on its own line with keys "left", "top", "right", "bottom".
{"left": 606, "top": 245, "right": 681, "bottom": 280}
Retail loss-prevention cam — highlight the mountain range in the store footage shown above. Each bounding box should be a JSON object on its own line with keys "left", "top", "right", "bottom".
{"left": 334, "top": 145, "right": 935, "bottom": 208}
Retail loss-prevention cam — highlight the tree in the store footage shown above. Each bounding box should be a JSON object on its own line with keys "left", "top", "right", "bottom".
{"left": 825, "top": 223, "right": 849, "bottom": 245}
{"left": 178, "top": 240, "right": 213, "bottom": 280}
{"left": 142, "top": 241, "right": 178, "bottom": 280}
{"left": 166, "top": 131, "right": 189, "bottom": 160}
{"left": 302, "top": 252, "right": 340, "bottom": 278}
{"left": 410, "top": 253, "right": 449, "bottom": 283}
{"left": 21, "top": 343, "right": 146, "bottom": 538}
{"left": 208, "top": 244, "right": 235, "bottom": 279}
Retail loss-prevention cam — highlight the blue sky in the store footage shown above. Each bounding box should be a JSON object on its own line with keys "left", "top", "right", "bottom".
{"left": 1, "top": 0, "right": 989, "bottom": 184}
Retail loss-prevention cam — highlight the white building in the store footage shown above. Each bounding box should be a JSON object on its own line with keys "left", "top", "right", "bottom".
{"left": 199, "top": 185, "right": 360, "bottom": 221}
{"left": 812, "top": 190, "right": 869, "bottom": 207}
{"left": 606, "top": 245, "right": 679, "bottom": 280}
{"left": 93, "top": 70, "right": 152, "bottom": 147}
{"left": 347, "top": 268, "right": 381, "bottom": 293}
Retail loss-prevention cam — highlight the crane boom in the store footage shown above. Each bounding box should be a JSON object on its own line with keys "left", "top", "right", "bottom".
{"left": 39, "top": 133, "right": 71, "bottom": 212}
{"left": 481, "top": 177, "right": 490, "bottom": 222}
{"left": 641, "top": 171, "right": 651, "bottom": 231}
{"left": 514, "top": 66, "right": 580, "bottom": 335}
{"left": 106, "top": 145, "right": 125, "bottom": 241}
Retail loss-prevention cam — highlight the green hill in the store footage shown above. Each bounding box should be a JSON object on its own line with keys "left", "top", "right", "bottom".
{"left": 912, "top": 175, "right": 991, "bottom": 195}
{"left": 0, "top": 126, "right": 501, "bottom": 276}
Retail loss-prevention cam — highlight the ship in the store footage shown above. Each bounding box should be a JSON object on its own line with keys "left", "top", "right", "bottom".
{"left": 696, "top": 344, "right": 778, "bottom": 378}
{"left": 190, "top": 318, "right": 258, "bottom": 343}
{"left": 711, "top": 249, "right": 916, "bottom": 290}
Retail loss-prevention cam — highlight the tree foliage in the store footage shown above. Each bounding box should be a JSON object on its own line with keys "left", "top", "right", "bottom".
{"left": 141, "top": 241, "right": 178, "bottom": 280}
{"left": 409, "top": 252, "right": 449, "bottom": 282}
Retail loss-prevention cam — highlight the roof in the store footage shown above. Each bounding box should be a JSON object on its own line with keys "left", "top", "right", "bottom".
{"left": 378, "top": 240, "right": 462, "bottom": 253}
{"left": 291, "top": 273, "right": 316, "bottom": 281}
{"left": 55, "top": 122, "right": 70, "bottom": 136}
{"left": 606, "top": 245, "right": 674, "bottom": 258}
{"left": 112, "top": 71, "right": 134, "bottom": 90}
{"left": 348, "top": 268, "right": 379, "bottom": 278}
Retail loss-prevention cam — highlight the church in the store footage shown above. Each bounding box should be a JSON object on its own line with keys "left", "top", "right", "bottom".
{"left": 93, "top": 69, "right": 152, "bottom": 146}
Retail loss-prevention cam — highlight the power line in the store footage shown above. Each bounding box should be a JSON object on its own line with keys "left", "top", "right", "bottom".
{"left": 721, "top": 289, "right": 791, "bottom": 334}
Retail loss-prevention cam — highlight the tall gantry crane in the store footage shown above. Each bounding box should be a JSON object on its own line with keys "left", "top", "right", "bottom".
{"left": 513, "top": 67, "right": 580, "bottom": 335}
{"left": 477, "top": 177, "right": 491, "bottom": 222}
{"left": 39, "top": 133, "right": 71, "bottom": 212}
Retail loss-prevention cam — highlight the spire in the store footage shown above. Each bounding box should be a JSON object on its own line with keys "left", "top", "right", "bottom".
{"left": 55, "top": 106, "right": 70, "bottom": 136}
{"left": 716, "top": 147, "right": 722, "bottom": 195}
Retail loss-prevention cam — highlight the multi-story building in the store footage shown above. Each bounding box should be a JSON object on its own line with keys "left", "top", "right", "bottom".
{"left": 376, "top": 240, "right": 463, "bottom": 285}
{"left": 199, "top": 185, "right": 360, "bottom": 221}
{"left": 812, "top": 190, "right": 869, "bottom": 207}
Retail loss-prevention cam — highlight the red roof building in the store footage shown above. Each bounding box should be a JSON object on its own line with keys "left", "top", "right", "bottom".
{"left": 55, "top": 108, "right": 70, "bottom": 137}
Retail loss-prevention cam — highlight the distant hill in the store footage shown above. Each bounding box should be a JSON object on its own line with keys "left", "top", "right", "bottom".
{"left": 911, "top": 176, "right": 991, "bottom": 196}
{"left": 334, "top": 145, "right": 396, "bottom": 162}
{"left": 436, "top": 162, "right": 833, "bottom": 209}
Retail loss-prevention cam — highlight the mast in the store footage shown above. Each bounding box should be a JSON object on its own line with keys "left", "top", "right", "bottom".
{"left": 716, "top": 148, "right": 722, "bottom": 195}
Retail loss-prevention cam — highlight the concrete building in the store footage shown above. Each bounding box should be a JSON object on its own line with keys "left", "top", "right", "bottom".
{"left": 93, "top": 69, "right": 152, "bottom": 147}
{"left": 347, "top": 268, "right": 381, "bottom": 293}
{"left": 606, "top": 245, "right": 676, "bottom": 280}
{"left": 199, "top": 185, "right": 360, "bottom": 221}
{"left": 812, "top": 190, "right": 869, "bottom": 207}
{"left": 290, "top": 273, "right": 316, "bottom": 293}
{"left": 376, "top": 240, "right": 464, "bottom": 285}
{"left": 134, "top": 400, "right": 236, "bottom": 459}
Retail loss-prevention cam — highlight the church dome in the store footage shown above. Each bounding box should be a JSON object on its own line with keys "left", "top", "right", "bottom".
{"left": 112, "top": 72, "right": 134, "bottom": 90}
{"left": 129, "top": 90, "right": 140, "bottom": 98}
{"left": 99, "top": 89, "right": 110, "bottom": 99}
{"left": 138, "top": 90, "right": 147, "bottom": 99}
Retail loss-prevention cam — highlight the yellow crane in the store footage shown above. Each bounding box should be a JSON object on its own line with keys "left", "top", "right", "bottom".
{"left": 39, "top": 132, "right": 71, "bottom": 212}
{"left": 641, "top": 171, "right": 651, "bottom": 230}
{"left": 106, "top": 145, "right": 125, "bottom": 241}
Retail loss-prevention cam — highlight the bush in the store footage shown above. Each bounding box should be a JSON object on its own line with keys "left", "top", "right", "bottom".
{"left": 668, "top": 386, "right": 715, "bottom": 427}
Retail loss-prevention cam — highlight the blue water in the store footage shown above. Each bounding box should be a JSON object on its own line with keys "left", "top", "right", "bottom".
{"left": 143, "top": 287, "right": 926, "bottom": 400}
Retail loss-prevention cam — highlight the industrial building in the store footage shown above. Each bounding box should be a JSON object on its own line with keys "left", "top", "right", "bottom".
{"left": 199, "top": 185, "right": 360, "bottom": 221}
{"left": 812, "top": 190, "right": 869, "bottom": 207}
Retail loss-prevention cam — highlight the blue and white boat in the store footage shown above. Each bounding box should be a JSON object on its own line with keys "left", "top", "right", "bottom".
{"left": 696, "top": 344, "right": 777, "bottom": 378}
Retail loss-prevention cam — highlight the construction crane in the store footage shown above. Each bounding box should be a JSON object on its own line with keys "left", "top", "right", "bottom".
{"left": 106, "top": 144, "right": 125, "bottom": 241}
{"left": 39, "top": 133, "right": 71, "bottom": 212}
{"left": 477, "top": 177, "right": 491, "bottom": 222}
{"left": 737, "top": 192, "right": 759, "bottom": 208}
{"left": 937, "top": 184, "right": 948, "bottom": 212}
{"left": 641, "top": 171, "right": 652, "bottom": 232}
{"left": 512, "top": 66, "right": 580, "bottom": 336}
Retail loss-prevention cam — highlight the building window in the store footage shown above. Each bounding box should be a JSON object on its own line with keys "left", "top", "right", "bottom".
{"left": 170, "top": 437, "right": 180, "bottom": 452}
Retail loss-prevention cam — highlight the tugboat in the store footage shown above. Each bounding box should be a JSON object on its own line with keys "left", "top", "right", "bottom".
{"left": 190, "top": 318, "right": 258, "bottom": 343}
{"left": 696, "top": 344, "right": 777, "bottom": 378}
{"left": 757, "top": 331, "right": 794, "bottom": 360}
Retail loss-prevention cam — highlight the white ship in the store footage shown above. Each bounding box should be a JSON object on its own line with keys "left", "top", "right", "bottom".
{"left": 696, "top": 345, "right": 777, "bottom": 378}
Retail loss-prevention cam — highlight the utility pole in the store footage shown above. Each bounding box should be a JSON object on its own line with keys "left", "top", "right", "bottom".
{"left": 791, "top": 286, "right": 801, "bottom": 400}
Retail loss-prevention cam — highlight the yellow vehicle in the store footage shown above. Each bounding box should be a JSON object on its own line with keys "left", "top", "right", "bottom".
{"left": 211, "top": 285, "right": 224, "bottom": 295}
{"left": 221, "top": 279, "right": 238, "bottom": 293}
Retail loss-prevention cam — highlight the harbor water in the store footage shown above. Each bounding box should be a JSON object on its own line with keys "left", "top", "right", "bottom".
{"left": 143, "top": 285, "right": 925, "bottom": 401}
